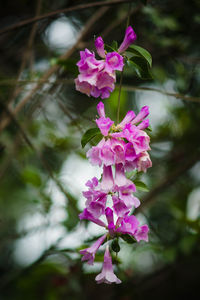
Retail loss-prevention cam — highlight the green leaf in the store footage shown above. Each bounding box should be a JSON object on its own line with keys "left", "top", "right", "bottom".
{"left": 127, "top": 57, "right": 153, "bottom": 80}
{"left": 145, "top": 125, "right": 152, "bottom": 132}
{"left": 134, "top": 180, "right": 149, "bottom": 192}
{"left": 127, "top": 45, "right": 152, "bottom": 67}
{"left": 105, "top": 44, "right": 116, "bottom": 53}
{"left": 81, "top": 127, "right": 102, "bottom": 148}
{"left": 120, "top": 234, "right": 137, "bottom": 244}
{"left": 111, "top": 40, "right": 118, "bottom": 51}
{"left": 50, "top": 58, "right": 78, "bottom": 75}
{"left": 21, "top": 167, "right": 42, "bottom": 187}
{"left": 111, "top": 239, "right": 120, "bottom": 253}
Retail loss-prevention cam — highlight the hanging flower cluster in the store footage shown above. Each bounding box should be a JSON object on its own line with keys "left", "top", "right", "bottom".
{"left": 75, "top": 26, "right": 137, "bottom": 99}
{"left": 76, "top": 26, "right": 152, "bottom": 284}
{"left": 79, "top": 102, "right": 152, "bottom": 284}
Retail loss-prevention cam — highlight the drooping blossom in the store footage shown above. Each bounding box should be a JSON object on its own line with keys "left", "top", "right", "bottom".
{"left": 77, "top": 24, "right": 152, "bottom": 285}
{"left": 80, "top": 234, "right": 107, "bottom": 265}
{"left": 95, "top": 246, "right": 122, "bottom": 284}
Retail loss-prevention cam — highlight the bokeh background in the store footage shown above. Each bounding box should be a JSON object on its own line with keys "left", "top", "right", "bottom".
{"left": 0, "top": 0, "right": 200, "bottom": 299}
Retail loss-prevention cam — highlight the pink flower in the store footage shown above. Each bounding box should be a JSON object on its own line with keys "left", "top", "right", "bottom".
{"left": 105, "top": 207, "right": 115, "bottom": 235}
{"left": 134, "top": 225, "right": 149, "bottom": 242}
{"left": 96, "top": 101, "right": 114, "bottom": 136}
{"left": 117, "top": 215, "right": 149, "bottom": 242}
{"left": 79, "top": 208, "right": 106, "bottom": 227}
{"left": 100, "top": 139, "right": 115, "bottom": 166}
{"left": 117, "top": 110, "right": 136, "bottom": 129}
{"left": 118, "top": 26, "right": 137, "bottom": 53}
{"left": 77, "top": 49, "right": 102, "bottom": 73}
{"left": 105, "top": 52, "right": 124, "bottom": 72}
{"left": 95, "top": 246, "right": 121, "bottom": 284}
{"left": 114, "top": 163, "right": 135, "bottom": 187}
{"left": 95, "top": 36, "right": 106, "bottom": 58}
{"left": 97, "top": 101, "right": 106, "bottom": 118}
{"left": 137, "top": 151, "right": 152, "bottom": 173}
{"left": 122, "top": 124, "right": 150, "bottom": 155}
{"left": 137, "top": 119, "right": 150, "bottom": 130}
{"left": 86, "top": 196, "right": 107, "bottom": 218}
{"left": 112, "top": 195, "right": 130, "bottom": 217}
{"left": 75, "top": 49, "right": 116, "bottom": 99}
{"left": 132, "top": 106, "right": 149, "bottom": 125}
{"left": 80, "top": 234, "right": 107, "bottom": 265}
{"left": 101, "top": 165, "right": 114, "bottom": 191}
{"left": 96, "top": 117, "right": 114, "bottom": 136}
{"left": 117, "top": 215, "right": 139, "bottom": 235}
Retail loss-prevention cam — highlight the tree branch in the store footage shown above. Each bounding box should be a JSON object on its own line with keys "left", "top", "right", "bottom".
{"left": 122, "top": 85, "right": 200, "bottom": 103}
{"left": 0, "top": 6, "right": 109, "bottom": 132}
{"left": 0, "top": 0, "right": 135, "bottom": 36}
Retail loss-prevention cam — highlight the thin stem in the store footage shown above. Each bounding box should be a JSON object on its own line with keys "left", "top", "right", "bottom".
{"left": 126, "top": 2, "right": 132, "bottom": 27}
{"left": 117, "top": 2, "right": 131, "bottom": 123}
{"left": 117, "top": 68, "right": 124, "bottom": 123}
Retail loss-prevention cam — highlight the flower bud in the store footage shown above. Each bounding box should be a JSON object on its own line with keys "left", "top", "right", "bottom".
{"left": 118, "top": 26, "right": 137, "bottom": 53}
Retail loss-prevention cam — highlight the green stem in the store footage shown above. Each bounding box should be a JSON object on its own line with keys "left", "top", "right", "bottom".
{"left": 126, "top": 2, "right": 132, "bottom": 27}
{"left": 116, "top": 2, "right": 131, "bottom": 123}
{"left": 117, "top": 69, "right": 124, "bottom": 123}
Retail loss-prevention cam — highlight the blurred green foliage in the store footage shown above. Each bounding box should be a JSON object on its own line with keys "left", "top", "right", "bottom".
{"left": 0, "top": 0, "right": 200, "bottom": 299}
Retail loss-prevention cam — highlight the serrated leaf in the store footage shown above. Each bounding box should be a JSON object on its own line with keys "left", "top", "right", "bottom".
{"left": 81, "top": 127, "right": 101, "bottom": 148}
{"left": 134, "top": 180, "right": 149, "bottom": 192}
{"left": 120, "top": 234, "right": 137, "bottom": 244}
{"left": 127, "top": 57, "right": 153, "bottom": 80}
{"left": 111, "top": 239, "right": 120, "bottom": 253}
{"left": 127, "top": 45, "right": 152, "bottom": 67}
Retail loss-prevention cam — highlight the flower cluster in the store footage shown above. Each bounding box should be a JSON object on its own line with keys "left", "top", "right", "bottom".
{"left": 75, "top": 26, "right": 137, "bottom": 99}
{"left": 79, "top": 102, "right": 151, "bottom": 284}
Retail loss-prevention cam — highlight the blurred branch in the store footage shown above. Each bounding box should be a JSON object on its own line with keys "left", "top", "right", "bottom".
{"left": 0, "top": 0, "right": 136, "bottom": 36}
{"left": 0, "top": 6, "right": 109, "bottom": 132}
{"left": 136, "top": 151, "right": 200, "bottom": 213}
{"left": 101, "top": 4, "right": 142, "bottom": 38}
{"left": 1, "top": 79, "right": 200, "bottom": 103}
{"left": 7, "top": 0, "right": 42, "bottom": 109}
{"left": 0, "top": 100, "right": 79, "bottom": 214}
{"left": 122, "top": 85, "right": 200, "bottom": 103}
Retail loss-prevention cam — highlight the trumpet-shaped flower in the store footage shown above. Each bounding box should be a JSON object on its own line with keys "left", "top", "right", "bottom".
{"left": 118, "top": 26, "right": 137, "bottom": 53}
{"left": 95, "top": 246, "right": 121, "bottom": 284}
{"left": 80, "top": 234, "right": 107, "bottom": 265}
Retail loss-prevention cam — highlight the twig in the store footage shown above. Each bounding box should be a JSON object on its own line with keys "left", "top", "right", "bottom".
{"left": 117, "top": 69, "right": 124, "bottom": 123}
{"left": 1, "top": 0, "right": 42, "bottom": 122}
{"left": 0, "top": 6, "right": 109, "bottom": 132}
{"left": 0, "top": 0, "right": 135, "bottom": 36}
{"left": 101, "top": 5, "right": 141, "bottom": 38}
{"left": 1, "top": 78, "right": 199, "bottom": 103}
{"left": 122, "top": 85, "right": 200, "bottom": 103}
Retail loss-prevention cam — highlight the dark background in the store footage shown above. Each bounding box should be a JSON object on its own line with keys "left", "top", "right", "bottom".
{"left": 0, "top": 0, "right": 200, "bottom": 299}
